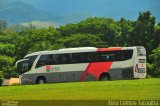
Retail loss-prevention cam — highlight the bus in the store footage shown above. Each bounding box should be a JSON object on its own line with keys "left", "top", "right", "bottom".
{"left": 16, "top": 46, "right": 146, "bottom": 84}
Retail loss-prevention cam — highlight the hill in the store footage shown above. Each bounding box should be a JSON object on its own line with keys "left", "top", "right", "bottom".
{"left": 1, "top": 0, "right": 160, "bottom": 23}
{"left": 21, "top": 21, "right": 59, "bottom": 28}
{"left": 0, "top": 1, "right": 63, "bottom": 25}
{"left": 0, "top": 1, "right": 91, "bottom": 25}
{"left": 1, "top": 0, "right": 159, "bottom": 26}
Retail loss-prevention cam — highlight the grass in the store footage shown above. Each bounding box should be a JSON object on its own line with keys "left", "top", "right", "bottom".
{"left": 0, "top": 78, "right": 160, "bottom": 100}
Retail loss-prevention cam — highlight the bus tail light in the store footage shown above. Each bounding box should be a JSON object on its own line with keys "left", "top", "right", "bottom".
{"left": 135, "top": 64, "right": 138, "bottom": 72}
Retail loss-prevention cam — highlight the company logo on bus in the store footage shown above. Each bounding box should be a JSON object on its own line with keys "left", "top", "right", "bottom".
{"left": 46, "top": 65, "right": 60, "bottom": 72}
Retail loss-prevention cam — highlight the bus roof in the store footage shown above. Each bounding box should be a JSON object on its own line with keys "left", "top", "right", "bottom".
{"left": 24, "top": 46, "right": 143, "bottom": 58}
{"left": 24, "top": 47, "right": 97, "bottom": 58}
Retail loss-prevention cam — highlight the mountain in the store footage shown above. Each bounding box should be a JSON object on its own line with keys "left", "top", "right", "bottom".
{"left": 4, "top": 0, "right": 159, "bottom": 22}
{"left": 1, "top": 0, "right": 159, "bottom": 26}
{"left": 0, "top": 1, "right": 91, "bottom": 26}
{"left": 0, "top": 1, "right": 65, "bottom": 25}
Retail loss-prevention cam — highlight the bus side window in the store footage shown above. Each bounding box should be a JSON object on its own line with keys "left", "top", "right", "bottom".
{"left": 52, "top": 54, "right": 59, "bottom": 65}
{"left": 36, "top": 56, "right": 45, "bottom": 68}
{"left": 85, "top": 52, "right": 97, "bottom": 63}
{"left": 71, "top": 53, "right": 82, "bottom": 63}
{"left": 116, "top": 50, "right": 133, "bottom": 61}
{"left": 57, "top": 54, "right": 71, "bottom": 64}
{"left": 36, "top": 54, "right": 53, "bottom": 68}
{"left": 100, "top": 51, "right": 116, "bottom": 62}
{"left": 121, "top": 50, "right": 133, "bottom": 60}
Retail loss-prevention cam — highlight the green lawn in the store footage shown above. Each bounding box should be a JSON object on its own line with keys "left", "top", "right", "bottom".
{"left": 0, "top": 78, "right": 160, "bottom": 100}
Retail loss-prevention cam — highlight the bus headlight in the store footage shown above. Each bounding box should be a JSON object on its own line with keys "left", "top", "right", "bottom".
{"left": 19, "top": 75, "right": 23, "bottom": 78}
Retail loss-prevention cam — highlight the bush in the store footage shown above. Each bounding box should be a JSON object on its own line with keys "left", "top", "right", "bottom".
{"left": 146, "top": 74, "right": 153, "bottom": 79}
{"left": 146, "top": 63, "right": 155, "bottom": 76}
{"left": 0, "top": 55, "right": 14, "bottom": 71}
{"left": 3, "top": 66, "right": 18, "bottom": 79}
{"left": 0, "top": 71, "right": 4, "bottom": 86}
{"left": 149, "top": 47, "right": 160, "bottom": 77}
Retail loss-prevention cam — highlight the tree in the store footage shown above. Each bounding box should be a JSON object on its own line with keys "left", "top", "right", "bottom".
{"left": 2, "top": 66, "right": 18, "bottom": 79}
{"left": 58, "top": 33, "right": 107, "bottom": 48}
{"left": 0, "top": 35, "right": 13, "bottom": 44}
{"left": 77, "top": 17, "right": 120, "bottom": 46}
{"left": 0, "top": 43, "right": 15, "bottom": 57}
{"left": 149, "top": 46, "right": 160, "bottom": 77}
{"left": 129, "top": 11, "right": 155, "bottom": 54}
{"left": 0, "top": 71, "right": 3, "bottom": 86}
{"left": 0, "top": 55, "right": 14, "bottom": 71}
{"left": 153, "top": 25, "right": 160, "bottom": 48}
{"left": 117, "top": 18, "right": 134, "bottom": 46}
{"left": 0, "top": 55, "right": 15, "bottom": 78}
{"left": 15, "top": 27, "right": 60, "bottom": 60}
{"left": 28, "top": 40, "right": 54, "bottom": 53}
{"left": 57, "top": 23, "right": 78, "bottom": 36}
{"left": 0, "top": 20, "right": 7, "bottom": 31}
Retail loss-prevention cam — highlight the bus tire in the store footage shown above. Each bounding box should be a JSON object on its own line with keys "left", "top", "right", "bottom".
{"left": 99, "top": 73, "right": 110, "bottom": 81}
{"left": 36, "top": 76, "right": 47, "bottom": 84}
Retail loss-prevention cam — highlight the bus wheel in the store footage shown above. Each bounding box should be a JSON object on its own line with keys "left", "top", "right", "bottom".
{"left": 36, "top": 76, "right": 47, "bottom": 84}
{"left": 99, "top": 73, "right": 110, "bottom": 81}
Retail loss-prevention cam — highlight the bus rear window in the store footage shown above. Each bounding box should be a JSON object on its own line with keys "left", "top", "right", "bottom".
{"left": 137, "top": 48, "right": 146, "bottom": 56}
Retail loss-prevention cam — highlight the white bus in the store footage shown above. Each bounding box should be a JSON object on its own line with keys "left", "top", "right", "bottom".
{"left": 16, "top": 46, "right": 146, "bottom": 84}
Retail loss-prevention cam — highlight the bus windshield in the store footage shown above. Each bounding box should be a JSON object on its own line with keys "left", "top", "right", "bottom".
{"left": 16, "top": 59, "right": 30, "bottom": 74}
{"left": 16, "top": 55, "right": 38, "bottom": 74}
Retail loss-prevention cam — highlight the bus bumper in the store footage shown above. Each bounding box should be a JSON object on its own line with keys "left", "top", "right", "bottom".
{"left": 19, "top": 74, "right": 34, "bottom": 85}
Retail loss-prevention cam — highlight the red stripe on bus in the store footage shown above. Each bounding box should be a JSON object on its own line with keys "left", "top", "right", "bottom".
{"left": 80, "top": 47, "right": 122, "bottom": 81}
{"left": 80, "top": 62, "right": 113, "bottom": 81}
{"left": 97, "top": 47, "right": 121, "bottom": 52}
{"left": 135, "top": 64, "right": 138, "bottom": 72}
{"left": 80, "top": 63, "right": 92, "bottom": 81}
